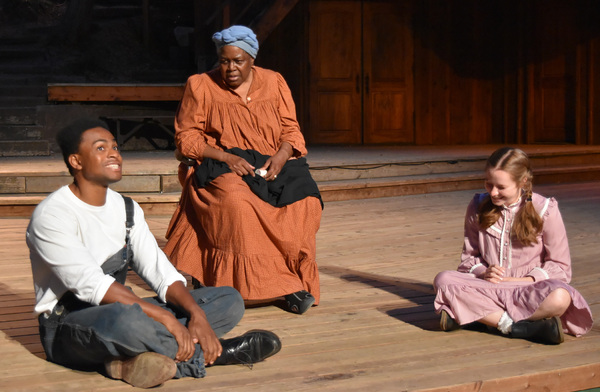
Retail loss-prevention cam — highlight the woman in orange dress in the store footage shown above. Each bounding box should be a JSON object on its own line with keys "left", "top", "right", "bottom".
{"left": 164, "top": 26, "right": 322, "bottom": 314}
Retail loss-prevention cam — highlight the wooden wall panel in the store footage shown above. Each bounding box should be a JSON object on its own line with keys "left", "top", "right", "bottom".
{"left": 259, "top": 0, "right": 600, "bottom": 146}
{"left": 591, "top": 38, "right": 600, "bottom": 144}
{"left": 413, "top": 1, "right": 450, "bottom": 145}
{"left": 526, "top": 1, "right": 578, "bottom": 144}
{"left": 413, "top": 1, "right": 504, "bottom": 145}
{"left": 258, "top": 1, "right": 308, "bottom": 134}
{"left": 306, "top": 1, "right": 362, "bottom": 144}
{"left": 362, "top": 1, "right": 414, "bottom": 144}
{"left": 411, "top": 0, "right": 600, "bottom": 146}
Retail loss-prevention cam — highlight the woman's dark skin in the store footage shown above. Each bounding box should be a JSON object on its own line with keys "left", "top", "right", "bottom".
{"left": 189, "top": 45, "right": 293, "bottom": 181}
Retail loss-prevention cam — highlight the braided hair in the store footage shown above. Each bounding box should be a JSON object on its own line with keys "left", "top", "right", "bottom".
{"left": 477, "top": 147, "right": 542, "bottom": 246}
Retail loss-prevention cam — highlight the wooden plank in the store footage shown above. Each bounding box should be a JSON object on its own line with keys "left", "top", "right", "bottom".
{"left": 418, "top": 363, "right": 600, "bottom": 392}
{"left": 0, "top": 176, "right": 25, "bottom": 194}
{"left": 47, "top": 84, "right": 185, "bottom": 102}
{"left": 252, "top": 0, "right": 301, "bottom": 43}
{"left": 0, "top": 183, "right": 598, "bottom": 391}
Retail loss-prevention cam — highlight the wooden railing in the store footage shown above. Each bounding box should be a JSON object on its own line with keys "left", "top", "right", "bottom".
{"left": 47, "top": 83, "right": 185, "bottom": 102}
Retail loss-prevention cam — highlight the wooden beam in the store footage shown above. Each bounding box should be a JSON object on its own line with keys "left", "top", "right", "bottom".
{"left": 251, "top": 0, "right": 300, "bottom": 43}
{"left": 47, "top": 84, "right": 185, "bottom": 102}
{"left": 142, "top": 0, "right": 150, "bottom": 48}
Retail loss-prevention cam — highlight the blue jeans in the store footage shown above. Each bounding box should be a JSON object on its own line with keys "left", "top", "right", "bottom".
{"left": 38, "top": 286, "right": 244, "bottom": 378}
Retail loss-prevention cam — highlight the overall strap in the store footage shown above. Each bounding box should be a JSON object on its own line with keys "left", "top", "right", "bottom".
{"left": 116, "top": 195, "right": 135, "bottom": 278}
{"left": 123, "top": 195, "right": 134, "bottom": 251}
{"left": 109, "top": 195, "right": 134, "bottom": 285}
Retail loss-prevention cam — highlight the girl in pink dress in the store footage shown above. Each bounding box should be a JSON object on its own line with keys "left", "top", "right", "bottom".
{"left": 434, "top": 147, "right": 593, "bottom": 344}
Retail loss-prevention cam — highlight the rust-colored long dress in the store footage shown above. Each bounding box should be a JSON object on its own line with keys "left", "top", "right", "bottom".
{"left": 164, "top": 66, "right": 321, "bottom": 303}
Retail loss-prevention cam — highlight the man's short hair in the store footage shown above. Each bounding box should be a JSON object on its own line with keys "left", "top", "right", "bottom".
{"left": 56, "top": 118, "right": 110, "bottom": 175}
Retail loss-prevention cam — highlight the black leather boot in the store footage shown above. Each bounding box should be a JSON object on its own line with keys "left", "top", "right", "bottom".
{"left": 440, "top": 309, "right": 460, "bottom": 331}
{"left": 510, "top": 316, "right": 564, "bottom": 345}
{"left": 213, "top": 330, "right": 282, "bottom": 367}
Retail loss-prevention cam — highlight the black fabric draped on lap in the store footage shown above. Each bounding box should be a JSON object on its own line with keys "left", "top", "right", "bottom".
{"left": 194, "top": 147, "right": 323, "bottom": 209}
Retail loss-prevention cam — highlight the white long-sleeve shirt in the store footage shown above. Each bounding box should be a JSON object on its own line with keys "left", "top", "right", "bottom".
{"left": 27, "top": 186, "right": 186, "bottom": 316}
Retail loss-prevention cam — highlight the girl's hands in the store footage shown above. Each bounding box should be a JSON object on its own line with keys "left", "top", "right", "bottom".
{"left": 482, "top": 265, "right": 535, "bottom": 283}
{"left": 483, "top": 265, "right": 506, "bottom": 283}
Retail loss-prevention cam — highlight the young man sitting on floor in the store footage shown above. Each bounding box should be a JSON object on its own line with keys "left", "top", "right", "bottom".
{"left": 26, "top": 118, "right": 281, "bottom": 388}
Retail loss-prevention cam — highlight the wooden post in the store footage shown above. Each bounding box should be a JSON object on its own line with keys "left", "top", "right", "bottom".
{"left": 142, "top": 0, "right": 150, "bottom": 48}
{"left": 193, "top": 0, "right": 202, "bottom": 72}
{"left": 223, "top": 3, "right": 230, "bottom": 28}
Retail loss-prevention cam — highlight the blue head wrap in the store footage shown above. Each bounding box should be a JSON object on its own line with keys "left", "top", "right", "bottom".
{"left": 212, "top": 25, "right": 259, "bottom": 59}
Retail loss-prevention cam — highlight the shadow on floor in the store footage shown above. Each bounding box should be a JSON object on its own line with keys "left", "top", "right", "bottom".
{"left": 319, "top": 265, "right": 440, "bottom": 330}
{"left": 0, "top": 282, "right": 44, "bottom": 358}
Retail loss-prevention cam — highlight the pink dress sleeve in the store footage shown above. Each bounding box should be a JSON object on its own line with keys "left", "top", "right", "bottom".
{"left": 526, "top": 198, "right": 572, "bottom": 283}
{"left": 457, "top": 194, "right": 488, "bottom": 278}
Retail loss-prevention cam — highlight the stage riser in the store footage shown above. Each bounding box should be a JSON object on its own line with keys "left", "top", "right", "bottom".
{"left": 2, "top": 166, "right": 599, "bottom": 217}
{"left": 3, "top": 151, "right": 600, "bottom": 195}
{"left": 2, "top": 147, "right": 600, "bottom": 216}
{"left": 311, "top": 152, "right": 600, "bottom": 182}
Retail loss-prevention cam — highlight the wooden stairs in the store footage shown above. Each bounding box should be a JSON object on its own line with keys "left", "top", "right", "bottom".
{"left": 2, "top": 145, "right": 600, "bottom": 217}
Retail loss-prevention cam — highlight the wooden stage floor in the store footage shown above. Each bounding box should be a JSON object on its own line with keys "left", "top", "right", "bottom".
{"left": 1, "top": 182, "right": 599, "bottom": 391}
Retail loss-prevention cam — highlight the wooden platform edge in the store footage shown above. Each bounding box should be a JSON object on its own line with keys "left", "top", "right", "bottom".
{"left": 2, "top": 169, "right": 600, "bottom": 217}
{"left": 417, "top": 362, "right": 600, "bottom": 392}
{"left": 47, "top": 83, "right": 185, "bottom": 102}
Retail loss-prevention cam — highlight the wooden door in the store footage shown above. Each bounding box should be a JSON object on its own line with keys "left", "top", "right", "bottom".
{"left": 307, "top": 1, "right": 362, "bottom": 144}
{"left": 527, "top": 2, "right": 577, "bottom": 143}
{"left": 308, "top": 0, "right": 414, "bottom": 144}
{"left": 363, "top": 1, "right": 414, "bottom": 143}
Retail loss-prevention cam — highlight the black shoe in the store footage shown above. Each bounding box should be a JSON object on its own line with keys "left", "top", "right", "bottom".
{"left": 510, "top": 316, "right": 564, "bottom": 345}
{"left": 213, "top": 330, "right": 281, "bottom": 367}
{"left": 439, "top": 309, "right": 460, "bottom": 331}
{"left": 284, "top": 290, "right": 315, "bottom": 314}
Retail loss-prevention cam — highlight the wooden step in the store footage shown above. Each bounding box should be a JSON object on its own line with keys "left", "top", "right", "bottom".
{"left": 0, "top": 107, "right": 37, "bottom": 125}
{"left": 0, "top": 125, "right": 44, "bottom": 141}
{"left": 0, "top": 62, "right": 51, "bottom": 75}
{"left": 2, "top": 164, "right": 599, "bottom": 217}
{"left": 0, "top": 47, "right": 46, "bottom": 62}
{"left": 0, "top": 140, "right": 49, "bottom": 157}
{"left": 0, "top": 84, "right": 47, "bottom": 98}
{"left": 2, "top": 146, "right": 600, "bottom": 216}
{"left": 319, "top": 164, "right": 600, "bottom": 201}
{"left": 0, "top": 96, "right": 46, "bottom": 107}
{"left": 6, "top": 147, "right": 598, "bottom": 193}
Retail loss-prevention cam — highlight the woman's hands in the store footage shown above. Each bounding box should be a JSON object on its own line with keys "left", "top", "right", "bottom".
{"left": 220, "top": 142, "right": 294, "bottom": 181}
{"left": 258, "top": 142, "right": 293, "bottom": 181}
{"left": 260, "top": 151, "right": 288, "bottom": 181}
{"left": 223, "top": 153, "right": 256, "bottom": 176}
